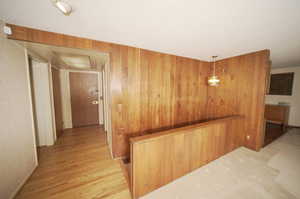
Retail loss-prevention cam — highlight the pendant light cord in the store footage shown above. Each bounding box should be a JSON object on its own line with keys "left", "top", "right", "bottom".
{"left": 212, "top": 56, "right": 217, "bottom": 76}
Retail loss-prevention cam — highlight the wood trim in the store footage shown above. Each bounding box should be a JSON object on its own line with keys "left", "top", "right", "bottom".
{"left": 254, "top": 51, "right": 270, "bottom": 151}
{"left": 130, "top": 115, "right": 244, "bottom": 144}
{"left": 6, "top": 24, "right": 112, "bottom": 53}
{"left": 266, "top": 120, "right": 284, "bottom": 125}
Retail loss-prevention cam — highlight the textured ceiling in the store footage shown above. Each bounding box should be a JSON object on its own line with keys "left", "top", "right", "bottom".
{"left": 1, "top": 0, "right": 300, "bottom": 67}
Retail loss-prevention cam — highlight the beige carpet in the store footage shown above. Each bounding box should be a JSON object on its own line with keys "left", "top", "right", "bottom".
{"left": 141, "top": 128, "right": 300, "bottom": 199}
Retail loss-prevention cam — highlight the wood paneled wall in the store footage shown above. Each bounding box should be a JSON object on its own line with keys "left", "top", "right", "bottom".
{"left": 108, "top": 46, "right": 211, "bottom": 157}
{"left": 112, "top": 48, "right": 210, "bottom": 156}
{"left": 6, "top": 24, "right": 269, "bottom": 157}
{"left": 206, "top": 50, "right": 270, "bottom": 150}
{"left": 130, "top": 116, "right": 244, "bottom": 198}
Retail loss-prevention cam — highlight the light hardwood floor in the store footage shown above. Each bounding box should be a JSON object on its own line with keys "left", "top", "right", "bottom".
{"left": 15, "top": 126, "right": 132, "bottom": 199}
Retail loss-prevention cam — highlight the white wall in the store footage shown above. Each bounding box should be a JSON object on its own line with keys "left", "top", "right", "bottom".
{"left": 30, "top": 60, "right": 56, "bottom": 146}
{"left": 0, "top": 21, "right": 38, "bottom": 199}
{"left": 48, "top": 65, "right": 57, "bottom": 142}
{"left": 103, "top": 62, "right": 113, "bottom": 156}
{"left": 266, "top": 66, "right": 300, "bottom": 127}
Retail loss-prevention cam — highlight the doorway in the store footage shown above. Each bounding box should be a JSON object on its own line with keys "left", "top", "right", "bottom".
{"left": 18, "top": 41, "right": 112, "bottom": 153}
{"left": 28, "top": 57, "right": 56, "bottom": 148}
{"left": 70, "top": 72, "right": 100, "bottom": 127}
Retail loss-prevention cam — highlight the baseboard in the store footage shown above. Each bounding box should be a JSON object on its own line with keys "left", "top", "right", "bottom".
{"left": 10, "top": 164, "right": 38, "bottom": 199}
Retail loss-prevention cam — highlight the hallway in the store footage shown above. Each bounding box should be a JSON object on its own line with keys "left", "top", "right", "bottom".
{"left": 15, "top": 127, "right": 131, "bottom": 199}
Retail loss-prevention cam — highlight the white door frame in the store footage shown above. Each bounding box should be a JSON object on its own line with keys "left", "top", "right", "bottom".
{"left": 102, "top": 59, "right": 113, "bottom": 157}
{"left": 28, "top": 58, "right": 56, "bottom": 146}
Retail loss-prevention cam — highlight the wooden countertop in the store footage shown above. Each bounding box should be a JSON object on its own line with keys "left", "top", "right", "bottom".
{"left": 130, "top": 115, "right": 244, "bottom": 144}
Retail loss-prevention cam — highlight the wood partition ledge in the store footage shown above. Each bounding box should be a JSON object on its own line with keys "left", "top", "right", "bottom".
{"left": 130, "top": 115, "right": 245, "bottom": 199}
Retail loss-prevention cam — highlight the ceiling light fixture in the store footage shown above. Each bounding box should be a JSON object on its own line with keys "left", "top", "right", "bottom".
{"left": 208, "top": 56, "right": 220, "bottom": 86}
{"left": 53, "top": 0, "right": 72, "bottom": 16}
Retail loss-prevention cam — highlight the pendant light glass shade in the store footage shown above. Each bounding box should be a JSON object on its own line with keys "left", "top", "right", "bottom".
{"left": 208, "top": 75, "right": 220, "bottom": 86}
{"left": 208, "top": 56, "right": 220, "bottom": 86}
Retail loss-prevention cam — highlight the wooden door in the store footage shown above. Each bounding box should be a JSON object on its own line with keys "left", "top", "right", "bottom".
{"left": 52, "top": 67, "right": 64, "bottom": 137}
{"left": 70, "top": 72, "right": 99, "bottom": 127}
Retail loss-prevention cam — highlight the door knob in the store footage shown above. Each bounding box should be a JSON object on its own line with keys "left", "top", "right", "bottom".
{"left": 92, "top": 100, "right": 99, "bottom": 105}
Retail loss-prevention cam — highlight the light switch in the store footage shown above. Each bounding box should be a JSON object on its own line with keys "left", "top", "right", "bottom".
{"left": 3, "top": 26, "right": 12, "bottom": 35}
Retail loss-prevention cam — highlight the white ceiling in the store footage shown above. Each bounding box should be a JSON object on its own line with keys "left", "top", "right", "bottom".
{"left": 17, "top": 41, "right": 108, "bottom": 71}
{"left": 1, "top": 0, "right": 300, "bottom": 67}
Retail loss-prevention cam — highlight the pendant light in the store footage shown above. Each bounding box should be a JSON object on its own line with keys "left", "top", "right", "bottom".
{"left": 208, "top": 56, "right": 220, "bottom": 86}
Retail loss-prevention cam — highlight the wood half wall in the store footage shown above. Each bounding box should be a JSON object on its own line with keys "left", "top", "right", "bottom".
{"left": 130, "top": 116, "right": 245, "bottom": 198}
{"left": 6, "top": 24, "right": 270, "bottom": 157}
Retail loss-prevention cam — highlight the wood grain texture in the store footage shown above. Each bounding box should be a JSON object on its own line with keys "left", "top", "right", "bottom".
{"left": 14, "top": 126, "right": 131, "bottom": 199}
{"left": 7, "top": 24, "right": 269, "bottom": 157}
{"left": 264, "top": 122, "right": 283, "bottom": 147}
{"left": 109, "top": 47, "right": 211, "bottom": 157}
{"left": 265, "top": 104, "right": 290, "bottom": 126}
{"left": 130, "top": 116, "right": 244, "bottom": 198}
{"left": 206, "top": 50, "right": 270, "bottom": 151}
{"left": 69, "top": 72, "right": 99, "bottom": 127}
{"left": 51, "top": 67, "right": 63, "bottom": 137}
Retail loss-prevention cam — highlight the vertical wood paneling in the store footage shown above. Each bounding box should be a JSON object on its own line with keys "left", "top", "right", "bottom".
{"left": 127, "top": 48, "right": 142, "bottom": 134}
{"left": 7, "top": 24, "right": 269, "bottom": 157}
{"left": 207, "top": 50, "right": 270, "bottom": 151}
{"left": 111, "top": 45, "right": 136, "bottom": 156}
{"left": 130, "top": 116, "right": 244, "bottom": 198}
{"left": 109, "top": 49, "right": 210, "bottom": 157}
